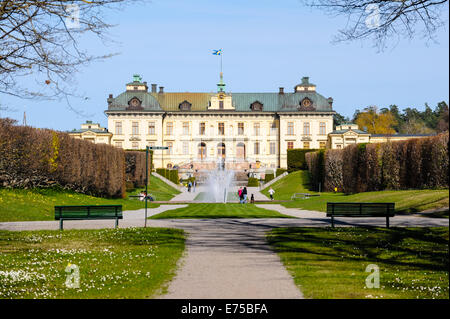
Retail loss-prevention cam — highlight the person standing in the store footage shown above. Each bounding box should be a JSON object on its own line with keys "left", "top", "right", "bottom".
{"left": 238, "top": 187, "right": 243, "bottom": 204}
{"left": 268, "top": 187, "right": 275, "bottom": 200}
{"left": 242, "top": 187, "right": 248, "bottom": 204}
{"left": 188, "top": 181, "right": 192, "bottom": 192}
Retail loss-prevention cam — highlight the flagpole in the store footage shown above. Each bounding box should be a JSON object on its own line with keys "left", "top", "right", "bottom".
{"left": 220, "top": 48, "right": 223, "bottom": 74}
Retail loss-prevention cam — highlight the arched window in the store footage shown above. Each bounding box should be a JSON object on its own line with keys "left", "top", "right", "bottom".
{"left": 167, "top": 163, "right": 173, "bottom": 169}
{"left": 198, "top": 142, "right": 207, "bottom": 160}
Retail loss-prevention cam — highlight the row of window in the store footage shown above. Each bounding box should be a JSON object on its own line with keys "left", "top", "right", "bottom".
{"left": 286, "top": 141, "right": 327, "bottom": 149}
{"left": 115, "top": 140, "right": 326, "bottom": 153}
{"left": 114, "top": 121, "right": 327, "bottom": 136}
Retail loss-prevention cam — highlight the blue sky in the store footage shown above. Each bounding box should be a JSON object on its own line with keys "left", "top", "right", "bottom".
{"left": 1, "top": 0, "right": 448, "bottom": 131}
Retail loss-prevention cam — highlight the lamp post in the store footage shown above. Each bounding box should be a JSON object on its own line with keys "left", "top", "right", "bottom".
{"left": 144, "top": 145, "right": 168, "bottom": 227}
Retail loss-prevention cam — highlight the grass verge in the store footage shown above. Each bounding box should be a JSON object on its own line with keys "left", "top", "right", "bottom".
{"left": 0, "top": 175, "right": 180, "bottom": 222}
{"left": 262, "top": 171, "right": 448, "bottom": 215}
{"left": 149, "top": 203, "right": 294, "bottom": 219}
{"left": 267, "top": 227, "right": 449, "bottom": 299}
{"left": 0, "top": 227, "right": 185, "bottom": 298}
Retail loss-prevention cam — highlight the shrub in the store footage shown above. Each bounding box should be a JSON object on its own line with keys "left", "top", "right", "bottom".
{"left": 0, "top": 118, "right": 126, "bottom": 198}
{"left": 287, "top": 149, "right": 318, "bottom": 172}
{"left": 276, "top": 168, "right": 287, "bottom": 176}
{"left": 125, "top": 151, "right": 151, "bottom": 188}
{"left": 305, "top": 150, "right": 325, "bottom": 191}
{"left": 324, "top": 149, "right": 343, "bottom": 192}
{"left": 264, "top": 170, "right": 275, "bottom": 183}
{"left": 247, "top": 177, "right": 260, "bottom": 187}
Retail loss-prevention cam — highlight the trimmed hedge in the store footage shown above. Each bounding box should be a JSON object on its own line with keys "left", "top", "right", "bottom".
{"left": 305, "top": 133, "right": 449, "bottom": 193}
{"left": 156, "top": 168, "right": 179, "bottom": 185}
{"left": 287, "top": 149, "right": 318, "bottom": 172}
{"left": 276, "top": 168, "right": 287, "bottom": 176}
{"left": 305, "top": 149, "right": 325, "bottom": 191}
{"left": 0, "top": 118, "right": 130, "bottom": 198}
{"left": 247, "top": 177, "right": 260, "bottom": 187}
{"left": 125, "top": 151, "right": 152, "bottom": 189}
{"left": 264, "top": 170, "right": 275, "bottom": 183}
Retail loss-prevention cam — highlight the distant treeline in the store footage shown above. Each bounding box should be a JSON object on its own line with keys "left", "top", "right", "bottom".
{"left": 0, "top": 118, "right": 150, "bottom": 198}
{"left": 335, "top": 101, "right": 449, "bottom": 134}
{"left": 305, "top": 133, "right": 449, "bottom": 193}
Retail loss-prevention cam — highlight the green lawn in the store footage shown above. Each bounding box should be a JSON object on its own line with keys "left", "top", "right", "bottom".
{"left": 262, "top": 170, "right": 449, "bottom": 215}
{"left": 149, "top": 203, "right": 294, "bottom": 219}
{"left": 267, "top": 227, "right": 449, "bottom": 299}
{"left": 262, "top": 170, "right": 313, "bottom": 200}
{"left": 0, "top": 175, "right": 180, "bottom": 222}
{"left": 0, "top": 227, "right": 185, "bottom": 298}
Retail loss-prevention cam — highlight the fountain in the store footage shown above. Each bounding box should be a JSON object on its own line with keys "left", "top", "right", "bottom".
{"left": 201, "top": 158, "right": 235, "bottom": 203}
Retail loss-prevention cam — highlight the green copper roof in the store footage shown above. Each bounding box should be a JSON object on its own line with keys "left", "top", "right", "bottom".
{"left": 108, "top": 91, "right": 162, "bottom": 111}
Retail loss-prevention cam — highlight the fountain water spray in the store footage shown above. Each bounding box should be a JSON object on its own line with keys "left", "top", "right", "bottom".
{"left": 202, "top": 159, "right": 235, "bottom": 203}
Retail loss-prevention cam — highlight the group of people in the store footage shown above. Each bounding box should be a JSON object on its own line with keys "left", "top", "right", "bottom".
{"left": 238, "top": 187, "right": 253, "bottom": 204}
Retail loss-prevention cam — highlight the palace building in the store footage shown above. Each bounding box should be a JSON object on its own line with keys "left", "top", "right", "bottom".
{"left": 68, "top": 74, "right": 435, "bottom": 178}
{"left": 101, "top": 74, "right": 335, "bottom": 171}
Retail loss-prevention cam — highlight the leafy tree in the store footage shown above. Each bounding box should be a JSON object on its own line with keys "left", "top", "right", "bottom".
{"left": 436, "top": 102, "right": 449, "bottom": 132}
{"left": 355, "top": 106, "right": 397, "bottom": 134}
{"left": 333, "top": 112, "right": 350, "bottom": 128}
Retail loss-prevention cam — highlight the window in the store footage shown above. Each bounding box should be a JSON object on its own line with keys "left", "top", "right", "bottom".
{"left": 132, "top": 142, "right": 139, "bottom": 150}
{"left": 270, "top": 142, "right": 276, "bottom": 155}
{"left": 183, "top": 122, "right": 189, "bottom": 135}
{"left": 148, "top": 122, "right": 155, "bottom": 135}
{"left": 270, "top": 122, "right": 277, "bottom": 135}
{"left": 218, "top": 122, "right": 225, "bottom": 135}
{"left": 303, "top": 122, "right": 310, "bottom": 135}
{"left": 115, "top": 141, "right": 122, "bottom": 148}
{"left": 166, "top": 142, "right": 173, "bottom": 154}
{"left": 183, "top": 141, "right": 189, "bottom": 155}
{"left": 198, "top": 143, "right": 206, "bottom": 159}
{"left": 115, "top": 122, "right": 122, "bottom": 135}
{"left": 132, "top": 122, "right": 139, "bottom": 135}
{"left": 166, "top": 122, "right": 173, "bottom": 135}
{"left": 319, "top": 122, "right": 326, "bottom": 135}
{"left": 253, "top": 123, "right": 260, "bottom": 136}
{"left": 303, "top": 142, "right": 310, "bottom": 149}
{"left": 148, "top": 142, "right": 155, "bottom": 148}
{"left": 219, "top": 101, "right": 224, "bottom": 109}
{"left": 238, "top": 123, "right": 244, "bottom": 135}
{"left": 287, "top": 122, "right": 294, "bottom": 135}
{"left": 319, "top": 141, "right": 326, "bottom": 149}
{"left": 199, "top": 122, "right": 206, "bottom": 135}
{"left": 254, "top": 142, "right": 260, "bottom": 155}
{"left": 287, "top": 141, "right": 294, "bottom": 150}
{"left": 337, "top": 144, "right": 342, "bottom": 149}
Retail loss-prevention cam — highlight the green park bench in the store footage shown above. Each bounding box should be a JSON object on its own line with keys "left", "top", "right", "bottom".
{"left": 326, "top": 202, "right": 395, "bottom": 228}
{"left": 54, "top": 205, "right": 122, "bottom": 230}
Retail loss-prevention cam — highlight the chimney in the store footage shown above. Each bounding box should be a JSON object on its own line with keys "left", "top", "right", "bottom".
{"left": 151, "top": 84, "right": 157, "bottom": 93}
{"left": 279, "top": 87, "right": 284, "bottom": 94}
{"left": 109, "top": 94, "right": 113, "bottom": 98}
{"left": 327, "top": 97, "right": 333, "bottom": 108}
{"left": 107, "top": 94, "right": 113, "bottom": 104}
{"left": 159, "top": 86, "right": 164, "bottom": 94}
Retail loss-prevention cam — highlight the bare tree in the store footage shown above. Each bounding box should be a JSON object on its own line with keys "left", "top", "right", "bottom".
{"left": 0, "top": 0, "right": 138, "bottom": 102}
{"left": 302, "top": 0, "right": 448, "bottom": 49}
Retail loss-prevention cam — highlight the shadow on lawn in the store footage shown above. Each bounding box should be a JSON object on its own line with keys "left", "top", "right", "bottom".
{"left": 267, "top": 227, "right": 449, "bottom": 272}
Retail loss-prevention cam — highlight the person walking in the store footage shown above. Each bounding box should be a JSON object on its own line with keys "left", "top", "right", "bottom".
{"left": 268, "top": 187, "right": 275, "bottom": 200}
{"left": 188, "top": 181, "right": 192, "bottom": 192}
{"left": 238, "top": 187, "right": 243, "bottom": 204}
{"left": 242, "top": 187, "right": 248, "bottom": 204}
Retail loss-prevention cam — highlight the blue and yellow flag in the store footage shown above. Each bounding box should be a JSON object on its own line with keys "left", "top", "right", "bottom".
{"left": 212, "top": 49, "right": 222, "bottom": 55}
